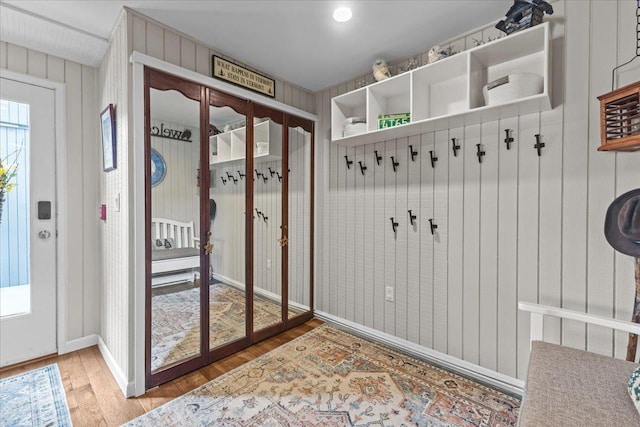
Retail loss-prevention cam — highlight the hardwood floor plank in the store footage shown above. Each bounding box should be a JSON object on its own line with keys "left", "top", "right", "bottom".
{"left": 1, "top": 319, "right": 322, "bottom": 426}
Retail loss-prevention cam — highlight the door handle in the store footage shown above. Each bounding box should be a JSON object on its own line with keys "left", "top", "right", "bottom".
{"left": 204, "top": 231, "right": 213, "bottom": 255}
{"left": 38, "top": 230, "right": 51, "bottom": 240}
{"left": 277, "top": 236, "right": 288, "bottom": 247}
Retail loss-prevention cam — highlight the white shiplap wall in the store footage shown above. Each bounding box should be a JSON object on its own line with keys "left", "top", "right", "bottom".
{"left": 315, "top": 0, "right": 640, "bottom": 381}
{"left": 0, "top": 41, "right": 100, "bottom": 342}
{"left": 98, "top": 14, "right": 130, "bottom": 378}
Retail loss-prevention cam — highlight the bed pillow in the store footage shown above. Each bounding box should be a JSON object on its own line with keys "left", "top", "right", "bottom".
{"left": 164, "top": 238, "right": 175, "bottom": 249}
{"left": 628, "top": 366, "right": 640, "bottom": 414}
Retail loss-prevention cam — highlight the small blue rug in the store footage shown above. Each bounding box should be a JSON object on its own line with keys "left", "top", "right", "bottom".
{"left": 0, "top": 364, "right": 72, "bottom": 427}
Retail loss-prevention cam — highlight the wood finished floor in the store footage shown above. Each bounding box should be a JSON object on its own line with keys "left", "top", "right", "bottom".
{"left": 0, "top": 318, "right": 323, "bottom": 426}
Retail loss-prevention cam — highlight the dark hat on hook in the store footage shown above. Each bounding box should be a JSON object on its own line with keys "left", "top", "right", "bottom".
{"left": 604, "top": 188, "right": 640, "bottom": 257}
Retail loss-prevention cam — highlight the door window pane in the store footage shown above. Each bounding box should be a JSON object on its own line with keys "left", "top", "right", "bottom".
{"left": 0, "top": 99, "right": 30, "bottom": 318}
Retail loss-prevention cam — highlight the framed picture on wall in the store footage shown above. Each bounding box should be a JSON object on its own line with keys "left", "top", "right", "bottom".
{"left": 100, "top": 103, "right": 117, "bottom": 172}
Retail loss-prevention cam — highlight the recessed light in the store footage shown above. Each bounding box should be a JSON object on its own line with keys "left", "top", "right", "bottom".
{"left": 333, "top": 7, "right": 352, "bottom": 22}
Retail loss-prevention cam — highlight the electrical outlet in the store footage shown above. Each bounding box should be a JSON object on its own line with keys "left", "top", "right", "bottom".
{"left": 385, "top": 286, "right": 394, "bottom": 302}
{"left": 267, "top": 259, "right": 271, "bottom": 269}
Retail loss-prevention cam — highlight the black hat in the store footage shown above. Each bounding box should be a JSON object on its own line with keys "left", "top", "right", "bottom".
{"left": 604, "top": 188, "right": 640, "bottom": 257}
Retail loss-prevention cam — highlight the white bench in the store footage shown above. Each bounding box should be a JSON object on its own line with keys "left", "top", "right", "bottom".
{"left": 151, "top": 218, "right": 200, "bottom": 287}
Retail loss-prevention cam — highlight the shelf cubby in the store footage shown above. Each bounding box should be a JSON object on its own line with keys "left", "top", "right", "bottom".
{"left": 367, "top": 73, "right": 411, "bottom": 131}
{"left": 210, "top": 119, "right": 282, "bottom": 165}
{"left": 330, "top": 22, "right": 551, "bottom": 147}
{"left": 331, "top": 88, "right": 367, "bottom": 140}
{"left": 412, "top": 53, "right": 468, "bottom": 121}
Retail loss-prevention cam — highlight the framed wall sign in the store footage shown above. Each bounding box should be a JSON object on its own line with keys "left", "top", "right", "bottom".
{"left": 100, "top": 103, "right": 117, "bottom": 171}
{"left": 212, "top": 55, "right": 275, "bottom": 98}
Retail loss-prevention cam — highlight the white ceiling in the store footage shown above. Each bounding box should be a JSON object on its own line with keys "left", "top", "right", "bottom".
{"left": 0, "top": 0, "right": 511, "bottom": 92}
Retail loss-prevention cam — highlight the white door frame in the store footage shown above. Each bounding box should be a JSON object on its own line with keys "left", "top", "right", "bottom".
{"left": 0, "top": 69, "right": 68, "bottom": 356}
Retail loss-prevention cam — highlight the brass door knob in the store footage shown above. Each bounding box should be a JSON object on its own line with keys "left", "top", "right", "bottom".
{"left": 277, "top": 236, "right": 288, "bottom": 247}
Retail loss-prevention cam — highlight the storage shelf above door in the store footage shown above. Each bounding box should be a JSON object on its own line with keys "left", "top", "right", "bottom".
{"left": 331, "top": 22, "right": 551, "bottom": 147}
{"left": 210, "top": 119, "right": 282, "bottom": 165}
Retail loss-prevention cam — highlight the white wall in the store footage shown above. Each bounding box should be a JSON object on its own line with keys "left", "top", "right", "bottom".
{"left": 315, "top": 0, "right": 640, "bottom": 381}
{"left": 0, "top": 41, "right": 101, "bottom": 344}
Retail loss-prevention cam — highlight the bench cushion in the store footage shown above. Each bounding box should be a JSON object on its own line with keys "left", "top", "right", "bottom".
{"left": 518, "top": 341, "right": 640, "bottom": 427}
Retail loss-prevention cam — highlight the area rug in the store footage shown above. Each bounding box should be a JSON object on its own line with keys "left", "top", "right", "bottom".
{"left": 152, "top": 282, "right": 299, "bottom": 371}
{"left": 129, "top": 325, "right": 520, "bottom": 426}
{"left": 0, "top": 364, "right": 72, "bottom": 427}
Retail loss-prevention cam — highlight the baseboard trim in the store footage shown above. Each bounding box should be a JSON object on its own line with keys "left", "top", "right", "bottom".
{"left": 97, "top": 336, "right": 135, "bottom": 398}
{"left": 59, "top": 334, "right": 98, "bottom": 354}
{"left": 315, "top": 311, "right": 524, "bottom": 397}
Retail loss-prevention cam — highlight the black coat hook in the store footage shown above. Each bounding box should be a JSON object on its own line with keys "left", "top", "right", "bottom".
{"left": 390, "top": 217, "right": 399, "bottom": 233}
{"left": 254, "top": 169, "right": 263, "bottom": 179}
{"left": 344, "top": 155, "right": 353, "bottom": 169}
{"left": 476, "top": 144, "right": 485, "bottom": 163}
{"left": 268, "top": 167, "right": 276, "bottom": 177}
{"left": 534, "top": 134, "right": 545, "bottom": 156}
{"left": 409, "top": 145, "right": 418, "bottom": 162}
{"left": 374, "top": 150, "right": 382, "bottom": 165}
{"left": 408, "top": 210, "right": 417, "bottom": 226}
{"left": 451, "top": 138, "right": 461, "bottom": 157}
{"left": 429, "top": 150, "right": 438, "bottom": 168}
{"left": 504, "top": 129, "right": 514, "bottom": 150}
{"left": 263, "top": 215, "right": 268, "bottom": 224}
{"left": 230, "top": 176, "right": 238, "bottom": 184}
{"left": 226, "top": 171, "right": 234, "bottom": 180}
{"left": 262, "top": 175, "right": 268, "bottom": 183}
{"left": 255, "top": 208, "right": 263, "bottom": 219}
{"left": 277, "top": 172, "right": 282, "bottom": 182}
{"left": 429, "top": 218, "right": 438, "bottom": 235}
{"left": 237, "top": 170, "right": 245, "bottom": 180}
{"left": 358, "top": 161, "right": 367, "bottom": 176}
{"left": 220, "top": 176, "right": 227, "bottom": 185}
{"left": 390, "top": 156, "right": 399, "bottom": 172}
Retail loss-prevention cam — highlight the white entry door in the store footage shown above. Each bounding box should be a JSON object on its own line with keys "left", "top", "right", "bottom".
{"left": 0, "top": 77, "right": 57, "bottom": 367}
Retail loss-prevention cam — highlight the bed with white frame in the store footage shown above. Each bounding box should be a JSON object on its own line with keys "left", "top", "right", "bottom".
{"left": 151, "top": 218, "right": 201, "bottom": 287}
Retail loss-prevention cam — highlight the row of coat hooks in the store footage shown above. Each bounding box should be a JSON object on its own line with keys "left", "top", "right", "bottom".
{"left": 389, "top": 212, "right": 438, "bottom": 235}
{"left": 254, "top": 208, "right": 268, "bottom": 224}
{"left": 343, "top": 131, "right": 546, "bottom": 173}
{"left": 219, "top": 167, "right": 289, "bottom": 185}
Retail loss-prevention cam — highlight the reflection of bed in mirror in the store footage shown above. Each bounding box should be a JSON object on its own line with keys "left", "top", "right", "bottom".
{"left": 151, "top": 218, "right": 200, "bottom": 287}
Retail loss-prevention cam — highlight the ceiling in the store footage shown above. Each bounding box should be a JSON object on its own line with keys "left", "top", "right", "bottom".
{"left": 0, "top": 1, "right": 511, "bottom": 92}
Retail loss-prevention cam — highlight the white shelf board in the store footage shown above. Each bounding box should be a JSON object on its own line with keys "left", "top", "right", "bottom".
{"left": 333, "top": 93, "right": 551, "bottom": 147}
{"left": 210, "top": 152, "right": 282, "bottom": 166}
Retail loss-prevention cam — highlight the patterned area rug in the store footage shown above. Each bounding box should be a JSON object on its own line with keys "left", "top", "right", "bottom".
{"left": 131, "top": 325, "right": 520, "bottom": 426}
{"left": 0, "top": 364, "right": 72, "bottom": 427}
{"left": 152, "top": 282, "right": 298, "bottom": 371}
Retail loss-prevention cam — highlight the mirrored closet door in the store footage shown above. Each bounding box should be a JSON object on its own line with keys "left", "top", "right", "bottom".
{"left": 145, "top": 67, "right": 314, "bottom": 389}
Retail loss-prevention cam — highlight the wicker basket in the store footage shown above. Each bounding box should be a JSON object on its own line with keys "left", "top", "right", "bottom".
{"left": 597, "top": 80, "right": 640, "bottom": 151}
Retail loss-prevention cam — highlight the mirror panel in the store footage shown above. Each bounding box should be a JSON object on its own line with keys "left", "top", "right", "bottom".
{"left": 287, "top": 124, "right": 312, "bottom": 319}
{"left": 149, "top": 88, "right": 202, "bottom": 373}
{"left": 208, "top": 103, "right": 247, "bottom": 350}
{"left": 253, "top": 114, "right": 284, "bottom": 332}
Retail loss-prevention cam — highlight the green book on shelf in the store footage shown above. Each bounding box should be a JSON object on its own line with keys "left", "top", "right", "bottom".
{"left": 378, "top": 113, "right": 411, "bottom": 129}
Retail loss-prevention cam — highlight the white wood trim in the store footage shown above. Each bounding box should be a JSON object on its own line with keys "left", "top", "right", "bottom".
{"left": 0, "top": 69, "right": 68, "bottom": 361}
{"left": 98, "top": 335, "right": 135, "bottom": 397}
{"left": 315, "top": 310, "right": 525, "bottom": 396}
{"left": 129, "top": 51, "right": 317, "bottom": 122}
{"left": 132, "top": 60, "right": 146, "bottom": 397}
{"left": 60, "top": 334, "right": 98, "bottom": 354}
{"left": 519, "top": 301, "right": 640, "bottom": 335}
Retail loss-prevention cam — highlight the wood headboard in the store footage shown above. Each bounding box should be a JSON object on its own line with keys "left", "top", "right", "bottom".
{"left": 151, "top": 218, "right": 198, "bottom": 248}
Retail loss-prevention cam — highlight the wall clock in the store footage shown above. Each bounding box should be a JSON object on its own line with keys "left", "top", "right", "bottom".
{"left": 150, "top": 148, "right": 167, "bottom": 187}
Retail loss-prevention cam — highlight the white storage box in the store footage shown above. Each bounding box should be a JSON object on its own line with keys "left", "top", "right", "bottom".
{"left": 483, "top": 72, "right": 543, "bottom": 106}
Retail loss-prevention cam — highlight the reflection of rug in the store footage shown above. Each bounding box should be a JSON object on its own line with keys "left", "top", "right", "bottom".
{"left": 130, "top": 325, "right": 520, "bottom": 426}
{"left": 152, "top": 282, "right": 298, "bottom": 371}
{"left": 0, "top": 364, "right": 72, "bottom": 427}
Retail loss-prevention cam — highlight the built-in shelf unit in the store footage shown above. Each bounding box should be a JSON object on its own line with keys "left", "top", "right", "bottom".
{"left": 210, "top": 119, "right": 282, "bottom": 165}
{"left": 331, "top": 22, "right": 551, "bottom": 146}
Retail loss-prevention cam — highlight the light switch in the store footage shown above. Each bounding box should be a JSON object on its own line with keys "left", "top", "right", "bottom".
{"left": 114, "top": 193, "right": 120, "bottom": 212}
